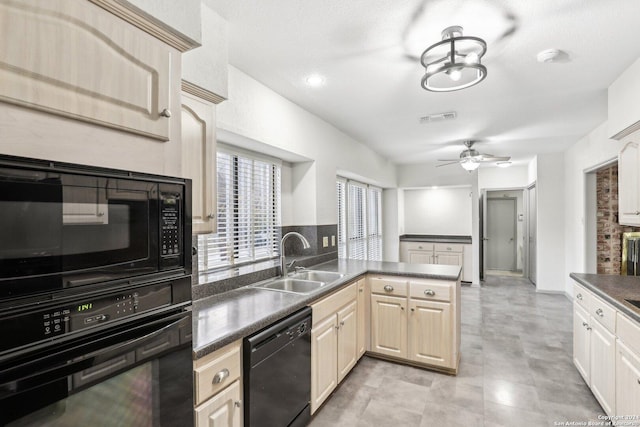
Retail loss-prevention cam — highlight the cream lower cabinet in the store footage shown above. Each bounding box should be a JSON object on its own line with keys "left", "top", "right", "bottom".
{"left": 400, "top": 242, "right": 471, "bottom": 282}
{"left": 408, "top": 299, "right": 452, "bottom": 368}
{"left": 356, "top": 278, "right": 367, "bottom": 358}
{"left": 369, "top": 275, "right": 460, "bottom": 373}
{"left": 572, "top": 283, "right": 616, "bottom": 415}
{"left": 194, "top": 340, "right": 242, "bottom": 427}
{"left": 370, "top": 294, "right": 407, "bottom": 358}
{"left": 181, "top": 91, "right": 217, "bottom": 234}
{"left": 616, "top": 312, "right": 640, "bottom": 414}
{"left": 310, "top": 282, "right": 358, "bottom": 414}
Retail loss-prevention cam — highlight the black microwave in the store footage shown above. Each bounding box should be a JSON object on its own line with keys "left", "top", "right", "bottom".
{"left": 0, "top": 155, "right": 191, "bottom": 305}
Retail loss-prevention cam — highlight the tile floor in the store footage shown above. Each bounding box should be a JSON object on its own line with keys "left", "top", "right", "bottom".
{"left": 308, "top": 274, "right": 605, "bottom": 427}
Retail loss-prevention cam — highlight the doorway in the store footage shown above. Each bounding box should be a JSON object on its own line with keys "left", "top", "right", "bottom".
{"left": 486, "top": 198, "right": 517, "bottom": 272}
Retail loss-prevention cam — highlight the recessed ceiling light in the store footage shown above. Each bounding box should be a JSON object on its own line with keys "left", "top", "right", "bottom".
{"left": 537, "top": 49, "right": 567, "bottom": 63}
{"left": 305, "top": 74, "right": 325, "bottom": 87}
{"left": 496, "top": 161, "right": 512, "bottom": 168}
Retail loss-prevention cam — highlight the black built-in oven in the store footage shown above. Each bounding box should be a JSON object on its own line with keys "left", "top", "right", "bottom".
{"left": 0, "top": 154, "right": 191, "bottom": 305}
{"left": 0, "top": 156, "right": 194, "bottom": 426}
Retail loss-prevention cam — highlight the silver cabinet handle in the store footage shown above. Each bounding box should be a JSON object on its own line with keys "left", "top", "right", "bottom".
{"left": 383, "top": 285, "right": 394, "bottom": 292}
{"left": 160, "top": 108, "right": 172, "bottom": 118}
{"left": 596, "top": 308, "right": 604, "bottom": 317}
{"left": 577, "top": 294, "right": 583, "bottom": 300}
{"left": 400, "top": 306, "right": 405, "bottom": 311}
{"left": 637, "top": 379, "right": 640, "bottom": 385}
{"left": 424, "top": 289, "right": 435, "bottom": 296}
{"left": 212, "top": 368, "right": 230, "bottom": 384}
{"left": 234, "top": 401, "right": 242, "bottom": 408}
{"left": 418, "top": 245, "right": 423, "bottom": 249}
{"left": 410, "top": 308, "right": 415, "bottom": 312}
{"left": 207, "top": 213, "right": 215, "bottom": 219}
{"left": 587, "top": 326, "right": 592, "bottom": 331}
{"left": 335, "top": 325, "right": 340, "bottom": 330}
{"left": 359, "top": 288, "right": 363, "bottom": 293}
{"left": 340, "top": 321, "right": 345, "bottom": 326}
{"left": 446, "top": 247, "right": 452, "bottom": 250}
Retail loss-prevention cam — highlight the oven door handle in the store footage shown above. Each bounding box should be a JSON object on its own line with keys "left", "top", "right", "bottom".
{"left": 0, "top": 312, "right": 190, "bottom": 394}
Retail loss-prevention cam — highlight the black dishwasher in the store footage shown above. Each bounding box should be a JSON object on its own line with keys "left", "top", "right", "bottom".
{"left": 244, "top": 307, "right": 312, "bottom": 427}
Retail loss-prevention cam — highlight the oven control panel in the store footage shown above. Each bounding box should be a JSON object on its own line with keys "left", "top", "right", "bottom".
{"left": 1, "top": 283, "right": 172, "bottom": 353}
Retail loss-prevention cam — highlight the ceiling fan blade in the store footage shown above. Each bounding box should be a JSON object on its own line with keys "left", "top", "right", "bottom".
{"left": 436, "top": 161, "right": 460, "bottom": 167}
{"left": 477, "top": 154, "right": 511, "bottom": 162}
{"left": 437, "top": 158, "right": 461, "bottom": 162}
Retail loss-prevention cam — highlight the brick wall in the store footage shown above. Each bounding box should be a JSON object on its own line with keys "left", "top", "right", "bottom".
{"left": 596, "top": 164, "right": 640, "bottom": 274}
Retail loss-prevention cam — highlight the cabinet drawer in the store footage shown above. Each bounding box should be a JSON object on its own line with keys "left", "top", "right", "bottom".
{"left": 312, "top": 282, "right": 357, "bottom": 326}
{"left": 433, "top": 243, "right": 463, "bottom": 253}
{"left": 409, "top": 279, "right": 452, "bottom": 302}
{"left": 617, "top": 312, "right": 640, "bottom": 355}
{"left": 369, "top": 276, "right": 408, "bottom": 297}
{"left": 404, "top": 242, "right": 434, "bottom": 251}
{"left": 194, "top": 340, "right": 241, "bottom": 406}
{"left": 573, "top": 283, "right": 591, "bottom": 311}
{"left": 590, "top": 295, "right": 616, "bottom": 333}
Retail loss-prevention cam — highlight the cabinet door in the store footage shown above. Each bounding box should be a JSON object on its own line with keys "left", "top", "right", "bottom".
{"left": 408, "top": 299, "right": 452, "bottom": 368}
{"left": 181, "top": 92, "right": 217, "bottom": 234}
{"left": 435, "top": 252, "right": 463, "bottom": 266}
{"left": 590, "top": 319, "right": 616, "bottom": 415}
{"left": 194, "top": 380, "right": 242, "bottom": 427}
{"left": 0, "top": 0, "right": 172, "bottom": 140}
{"left": 311, "top": 315, "right": 338, "bottom": 414}
{"left": 356, "top": 280, "right": 366, "bottom": 359}
{"left": 619, "top": 140, "right": 640, "bottom": 226}
{"left": 408, "top": 250, "right": 434, "bottom": 264}
{"left": 370, "top": 294, "right": 407, "bottom": 359}
{"left": 573, "top": 303, "right": 591, "bottom": 383}
{"left": 616, "top": 339, "right": 640, "bottom": 416}
{"left": 337, "top": 301, "right": 358, "bottom": 383}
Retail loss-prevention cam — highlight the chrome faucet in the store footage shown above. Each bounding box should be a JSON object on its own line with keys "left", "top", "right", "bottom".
{"left": 280, "top": 232, "right": 311, "bottom": 276}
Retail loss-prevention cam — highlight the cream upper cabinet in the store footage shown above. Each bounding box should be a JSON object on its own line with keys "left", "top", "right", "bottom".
{"left": 310, "top": 282, "right": 358, "bottom": 414}
{"left": 608, "top": 57, "right": 640, "bottom": 140}
{"left": 0, "top": 0, "right": 174, "bottom": 140}
{"left": 370, "top": 294, "right": 408, "bottom": 359}
{"left": 181, "top": 92, "right": 217, "bottom": 234}
{"left": 618, "top": 140, "right": 640, "bottom": 226}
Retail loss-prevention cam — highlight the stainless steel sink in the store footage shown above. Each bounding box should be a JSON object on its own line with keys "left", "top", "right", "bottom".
{"left": 255, "top": 278, "right": 326, "bottom": 294}
{"left": 290, "top": 270, "right": 344, "bottom": 283}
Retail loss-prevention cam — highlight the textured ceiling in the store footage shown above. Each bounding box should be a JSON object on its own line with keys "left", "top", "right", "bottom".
{"left": 205, "top": 0, "right": 640, "bottom": 166}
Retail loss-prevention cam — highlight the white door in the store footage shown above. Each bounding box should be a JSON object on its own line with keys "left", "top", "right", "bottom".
{"left": 528, "top": 185, "right": 537, "bottom": 284}
{"left": 486, "top": 198, "right": 517, "bottom": 271}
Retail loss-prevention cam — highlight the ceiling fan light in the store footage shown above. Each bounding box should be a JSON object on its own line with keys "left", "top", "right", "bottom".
{"left": 420, "top": 26, "right": 487, "bottom": 92}
{"left": 496, "top": 161, "right": 512, "bottom": 168}
{"left": 461, "top": 160, "right": 480, "bottom": 171}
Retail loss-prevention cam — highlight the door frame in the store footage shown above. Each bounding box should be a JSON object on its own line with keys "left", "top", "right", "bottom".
{"left": 525, "top": 183, "right": 536, "bottom": 285}
{"left": 481, "top": 187, "right": 526, "bottom": 280}
{"left": 486, "top": 197, "right": 518, "bottom": 271}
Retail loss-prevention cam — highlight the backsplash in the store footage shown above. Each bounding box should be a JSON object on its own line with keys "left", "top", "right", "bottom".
{"left": 597, "top": 164, "right": 640, "bottom": 274}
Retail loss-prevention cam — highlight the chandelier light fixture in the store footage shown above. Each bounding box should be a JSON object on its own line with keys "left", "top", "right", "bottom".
{"left": 420, "top": 26, "right": 487, "bottom": 92}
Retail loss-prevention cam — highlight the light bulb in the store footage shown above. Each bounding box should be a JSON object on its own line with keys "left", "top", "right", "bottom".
{"left": 448, "top": 68, "right": 462, "bottom": 82}
{"left": 465, "top": 52, "right": 479, "bottom": 64}
{"left": 461, "top": 160, "right": 480, "bottom": 171}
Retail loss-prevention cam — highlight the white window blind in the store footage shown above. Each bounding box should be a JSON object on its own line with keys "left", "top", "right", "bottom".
{"left": 198, "top": 149, "right": 281, "bottom": 271}
{"left": 336, "top": 179, "right": 347, "bottom": 259}
{"left": 337, "top": 177, "right": 383, "bottom": 261}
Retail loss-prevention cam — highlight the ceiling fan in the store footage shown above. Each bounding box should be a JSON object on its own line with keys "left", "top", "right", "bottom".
{"left": 437, "top": 141, "right": 511, "bottom": 171}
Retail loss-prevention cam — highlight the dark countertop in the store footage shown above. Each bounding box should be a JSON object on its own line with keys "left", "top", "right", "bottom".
{"left": 570, "top": 273, "right": 640, "bottom": 323}
{"left": 193, "top": 259, "right": 461, "bottom": 360}
{"left": 399, "top": 234, "right": 472, "bottom": 244}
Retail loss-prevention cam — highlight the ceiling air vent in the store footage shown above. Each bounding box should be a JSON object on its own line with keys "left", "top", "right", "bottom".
{"left": 419, "top": 111, "right": 457, "bottom": 124}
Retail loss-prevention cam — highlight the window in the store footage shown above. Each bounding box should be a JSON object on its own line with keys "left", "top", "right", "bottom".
{"left": 336, "top": 177, "right": 383, "bottom": 261}
{"left": 198, "top": 148, "right": 281, "bottom": 271}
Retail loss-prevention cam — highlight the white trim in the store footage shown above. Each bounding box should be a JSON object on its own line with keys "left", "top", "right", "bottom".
{"left": 218, "top": 142, "right": 283, "bottom": 167}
